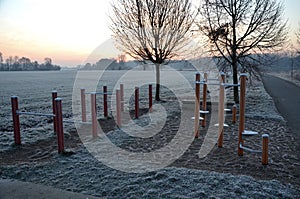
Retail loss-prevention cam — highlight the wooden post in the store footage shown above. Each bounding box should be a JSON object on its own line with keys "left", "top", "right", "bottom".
{"left": 116, "top": 89, "right": 121, "bottom": 127}
{"left": 194, "top": 73, "right": 200, "bottom": 138}
{"left": 80, "top": 89, "right": 86, "bottom": 122}
{"left": 120, "top": 84, "right": 124, "bottom": 112}
{"left": 91, "top": 92, "right": 97, "bottom": 139}
{"left": 262, "top": 134, "right": 269, "bottom": 165}
{"left": 11, "top": 96, "right": 21, "bottom": 145}
{"left": 218, "top": 81, "right": 225, "bottom": 148}
{"left": 103, "top": 86, "right": 108, "bottom": 117}
{"left": 135, "top": 87, "right": 139, "bottom": 119}
{"left": 149, "top": 84, "right": 153, "bottom": 112}
{"left": 55, "top": 98, "right": 64, "bottom": 153}
{"left": 202, "top": 73, "right": 208, "bottom": 127}
{"left": 238, "top": 74, "right": 247, "bottom": 156}
{"left": 220, "top": 72, "right": 226, "bottom": 83}
{"left": 52, "top": 91, "right": 58, "bottom": 133}
{"left": 232, "top": 104, "right": 237, "bottom": 123}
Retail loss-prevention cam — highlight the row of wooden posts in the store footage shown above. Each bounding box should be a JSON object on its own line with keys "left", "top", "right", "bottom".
{"left": 10, "top": 84, "right": 153, "bottom": 153}
{"left": 193, "top": 72, "right": 269, "bottom": 165}
{"left": 81, "top": 84, "right": 153, "bottom": 137}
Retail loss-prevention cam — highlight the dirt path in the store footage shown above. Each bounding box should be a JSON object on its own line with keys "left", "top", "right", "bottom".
{"left": 262, "top": 74, "right": 300, "bottom": 147}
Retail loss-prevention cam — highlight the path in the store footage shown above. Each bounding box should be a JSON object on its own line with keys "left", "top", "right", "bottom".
{"left": 0, "top": 179, "right": 101, "bottom": 199}
{"left": 262, "top": 74, "right": 300, "bottom": 144}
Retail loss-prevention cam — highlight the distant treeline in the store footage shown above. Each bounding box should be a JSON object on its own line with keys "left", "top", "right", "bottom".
{"left": 0, "top": 53, "right": 61, "bottom": 71}
{"left": 79, "top": 53, "right": 300, "bottom": 72}
{"left": 80, "top": 58, "right": 196, "bottom": 71}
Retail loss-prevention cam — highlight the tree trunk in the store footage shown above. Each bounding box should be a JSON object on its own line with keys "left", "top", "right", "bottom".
{"left": 232, "top": 8, "right": 239, "bottom": 104}
{"left": 155, "top": 63, "right": 161, "bottom": 101}
{"left": 232, "top": 62, "right": 239, "bottom": 103}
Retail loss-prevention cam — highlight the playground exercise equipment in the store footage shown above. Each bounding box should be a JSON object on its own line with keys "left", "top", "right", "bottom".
{"left": 193, "top": 72, "right": 269, "bottom": 165}
{"left": 80, "top": 84, "right": 153, "bottom": 135}
{"left": 114, "top": 84, "right": 153, "bottom": 128}
{"left": 11, "top": 96, "right": 64, "bottom": 153}
{"left": 238, "top": 74, "right": 269, "bottom": 165}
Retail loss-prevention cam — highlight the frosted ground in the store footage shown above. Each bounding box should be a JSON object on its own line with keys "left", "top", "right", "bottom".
{"left": 0, "top": 70, "right": 299, "bottom": 198}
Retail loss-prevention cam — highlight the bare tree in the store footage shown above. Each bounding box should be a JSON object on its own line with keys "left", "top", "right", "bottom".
{"left": 198, "top": 0, "right": 287, "bottom": 102}
{"left": 0, "top": 52, "right": 3, "bottom": 64}
{"left": 110, "top": 0, "right": 196, "bottom": 101}
{"left": 44, "top": 57, "right": 52, "bottom": 65}
{"left": 296, "top": 23, "right": 300, "bottom": 54}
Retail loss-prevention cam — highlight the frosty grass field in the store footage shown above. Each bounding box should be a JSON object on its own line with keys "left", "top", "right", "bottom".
{"left": 0, "top": 70, "right": 299, "bottom": 198}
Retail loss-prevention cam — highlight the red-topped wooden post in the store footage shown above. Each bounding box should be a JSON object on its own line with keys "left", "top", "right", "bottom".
{"left": 103, "top": 86, "right": 108, "bottom": 117}
{"left": 194, "top": 73, "right": 200, "bottom": 138}
{"left": 80, "top": 89, "right": 86, "bottom": 122}
{"left": 11, "top": 96, "right": 21, "bottom": 145}
{"left": 52, "top": 90, "right": 58, "bottom": 133}
{"left": 135, "top": 87, "right": 139, "bottom": 119}
{"left": 220, "top": 72, "right": 226, "bottom": 83}
{"left": 238, "top": 74, "right": 247, "bottom": 156}
{"left": 262, "top": 134, "right": 269, "bottom": 165}
{"left": 55, "top": 98, "right": 64, "bottom": 153}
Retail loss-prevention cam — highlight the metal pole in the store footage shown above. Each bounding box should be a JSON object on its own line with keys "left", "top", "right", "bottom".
{"left": 149, "top": 84, "right": 153, "bottom": 112}
{"left": 91, "top": 92, "right": 97, "bottom": 139}
{"left": 52, "top": 90, "right": 58, "bottom": 133}
{"left": 135, "top": 87, "right": 139, "bottom": 119}
{"left": 55, "top": 98, "right": 64, "bottom": 153}
{"left": 194, "top": 73, "right": 200, "bottom": 138}
{"left": 103, "top": 86, "right": 108, "bottom": 117}
{"left": 262, "top": 134, "right": 269, "bottom": 165}
{"left": 238, "top": 74, "right": 247, "bottom": 156}
{"left": 11, "top": 96, "right": 21, "bottom": 145}
{"left": 81, "top": 89, "right": 86, "bottom": 122}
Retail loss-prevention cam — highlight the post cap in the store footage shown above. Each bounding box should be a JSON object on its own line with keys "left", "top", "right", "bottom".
{"left": 55, "top": 98, "right": 62, "bottom": 101}
{"left": 262, "top": 134, "right": 269, "bottom": 138}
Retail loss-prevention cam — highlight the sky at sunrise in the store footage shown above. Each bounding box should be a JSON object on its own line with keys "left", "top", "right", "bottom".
{"left": 0, "top": 0, "right": 299, "bottom": 67}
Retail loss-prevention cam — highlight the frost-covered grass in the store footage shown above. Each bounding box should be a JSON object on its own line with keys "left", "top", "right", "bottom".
{"left": 0, "top": 70, "right": 299, "bottom": 198}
